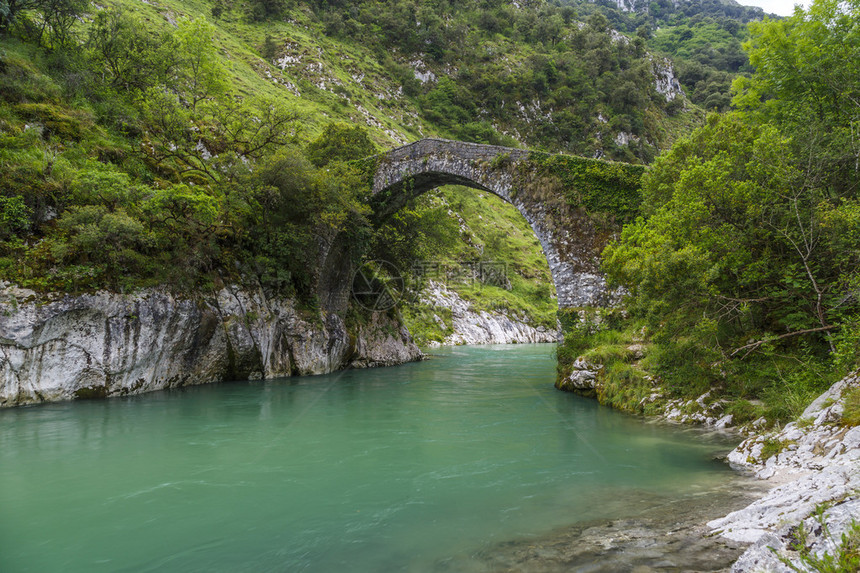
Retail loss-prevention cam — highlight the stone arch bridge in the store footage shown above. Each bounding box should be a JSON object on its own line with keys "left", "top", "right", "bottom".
{"left": 320, "top": 138, "right": 644, "bottom": 314}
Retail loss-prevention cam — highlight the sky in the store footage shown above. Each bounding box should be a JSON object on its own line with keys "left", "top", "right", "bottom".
{"left": 738, "top": 0, "right": 812, "bottom": 16}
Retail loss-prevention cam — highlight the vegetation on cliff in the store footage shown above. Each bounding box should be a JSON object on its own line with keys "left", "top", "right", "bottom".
{"left": 559, "top": 0, "right": 860, "bottom": 424}
{"left": 0, "top": 29, "right": 371, "bottom": 297}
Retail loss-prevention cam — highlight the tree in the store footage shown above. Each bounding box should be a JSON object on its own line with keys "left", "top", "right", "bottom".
{"left": 0, "top": 0, "right": 37, "bottom": 35}
{"left": 305, "top": 123, "right": 377, "bottom": 167}
{"left": 604, "top": 113, "right": 857, "bottom": 356}
{"left": 141, "top": 91, "right": 298, "bottom": 184}
{"left": 174, "top": 17, "right": 228, "bottom": 111}
{"left": 87, "top": 9, "right": 180, "bottom": 97}
{"left": 246, "top": 149, "right": 370, "bottom": 295}
{"left": 604, "top": 0, "right": 860, "bottom": 367}
{"left": 36, "top": 0, "right": 88, "bottom": 49}
{"left": 0, "top": 195, "right": 32, "bottom": 240}
{"left": 732, "top": 0, "right": 860, "bottom": 196}
{"left": 1, "top": 0, "right": 87, "bottom": 47}
{"left": 245, "top": 0, "right": 290, "bottom": 22}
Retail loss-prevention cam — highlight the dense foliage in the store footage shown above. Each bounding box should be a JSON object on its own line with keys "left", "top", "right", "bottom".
{"left": 279, "top": 0, "right": 700, "bottom": 161}
{"left": 0, "top": 14, "right": 372, "bottom": 298}
{"left": 562, "top": 0, "right": 860, "bottom": 422}
{"left": 522, "top": 151, "right": 645, "bottom": 222}
{"left": 649, "top": 19, "right": 749, "bottom": 111}
{"left": 2, "top": 0, "right": 717, "bottom": 303}
{"left": 563, "top": 0, "right": 764, "bottom": 112}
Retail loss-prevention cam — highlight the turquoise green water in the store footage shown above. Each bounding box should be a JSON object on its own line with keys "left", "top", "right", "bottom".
{"left": 0, "top": 344, "right": 740, "bottom": 572}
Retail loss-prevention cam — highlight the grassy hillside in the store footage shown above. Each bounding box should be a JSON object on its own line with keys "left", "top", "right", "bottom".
{"left": 55, "top": 0, "right": 705, "bottom": 157}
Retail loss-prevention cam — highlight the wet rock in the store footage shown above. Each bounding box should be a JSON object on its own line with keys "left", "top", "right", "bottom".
{"left": 470, "top": 483, "right": 757, "bottom": 573}
{"left": 350, "top": 314, "right": 424, "bottom": 368}
{"left": 557, "top": 356, "right": 599, "bottom": 391}
{"left": 664, "top": 392, "right": 732, "bottom": 429}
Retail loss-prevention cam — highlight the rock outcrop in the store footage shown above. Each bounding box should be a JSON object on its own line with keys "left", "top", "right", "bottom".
{"left": 663, "top": 391, "right": 737, "bottom": 429}
{"left": 708, "top": 372, "right": 860, "bottom": 571}
{"left": 421, "top": 281, "right": 557, "bottom": 346}
{"left": 555, "top": 356, "right": 599, "bottom": 391}
{"left": 652, "top": 57, "right": 685, "bottom": 102}
{"left": 0, "top": 284, "right": 422, "bottom": 407}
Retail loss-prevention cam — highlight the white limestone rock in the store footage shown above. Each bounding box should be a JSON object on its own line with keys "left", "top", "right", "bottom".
{"left": 558, "top": 356, "right": 600, "bottom": 391}
{"left": 663, "top": 392, "right": 732, "bottom": 428}
{"left": 707, "top": 372, "right": 860, "bottom": 571}
{"left": 0, "top": 285, "right": 422, "bottom": 407}
{"left": 420, "top": 281, "right": 558, "bottom": 346}
{"left": 652, "top": 57, "right": 684, "bottom": 101}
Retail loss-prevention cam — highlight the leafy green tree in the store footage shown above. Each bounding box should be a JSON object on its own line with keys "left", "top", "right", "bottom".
{"left": 247, "top": 149, "right": 370, "bottom": 295}
{"left": 732, "top": 0, "right": 860, "bottom": 196}
{"left": 34, "top": 0, "right": 88, "bottom": 49}
{"left": 0, "top": 195, "right": 31, "bottom": 240}
{"left": 174, "top": 17, "right": 228, "bottom": 111}
{"left": 141, "top": 88, "right": 297, "bottom": 184}
{"left": 0, "top": 0, "right": 37, "bottom": 35}
{"left": 245, "top": 0, "right": 291, "bottom": 22}
{"left": 87, "top": 9, "right": 180, "bottom": 97}
{"left": 305, "top": 123, "right": 377, "bottom": 167}
{"left": 52, "top": 205, "right": 151, "bottom": 275}
{"left": 605, "top": 113, "right": 857, "bottom": 357}
{"left": 261, "top": 34, "right": 277, "bottom": 60}
{"left": 70, "top": 161, "right": 141, "bottom": 210}
{"left": 603, "top": 0, "right": 860, "bottom": 379}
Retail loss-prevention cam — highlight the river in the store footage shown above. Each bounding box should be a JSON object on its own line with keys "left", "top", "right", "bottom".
{"left": 0, "top": 344, "right": 756, "bottom": 572}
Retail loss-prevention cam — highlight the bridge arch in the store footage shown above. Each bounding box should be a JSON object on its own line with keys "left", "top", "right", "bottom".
{"left": 320, "top": 139, "right": 642, "bottom": 314}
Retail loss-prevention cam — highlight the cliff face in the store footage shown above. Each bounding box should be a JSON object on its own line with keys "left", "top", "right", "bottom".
{"left": 0, "top": 284, "right": 422, "bottom": 407}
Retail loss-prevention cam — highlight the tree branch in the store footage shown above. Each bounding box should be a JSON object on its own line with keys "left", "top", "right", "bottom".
{"left": 730, "top": 325, "right": 838, "bottom": 358}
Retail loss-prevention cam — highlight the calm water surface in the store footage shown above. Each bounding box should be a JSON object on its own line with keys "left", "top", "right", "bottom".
{"left": 0, "top": 344, "right": 742, "bottom": 572}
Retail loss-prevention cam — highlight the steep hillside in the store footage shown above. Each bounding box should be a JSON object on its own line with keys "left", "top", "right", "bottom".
{"left": 195, "top": 0, "right": 694, "bottom": 159}
{"left": 559, "top": 0, "right": 769, "bottom": 112}
{"left": 89, "top": 0, "right": 697, "bottom": 157}
{"left": 0, "top": 0, "right": 762, "bottom": 335}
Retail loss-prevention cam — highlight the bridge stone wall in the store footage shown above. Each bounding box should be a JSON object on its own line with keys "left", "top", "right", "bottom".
{"left": 367, "top": 139, "right": 614, "bottom": 310}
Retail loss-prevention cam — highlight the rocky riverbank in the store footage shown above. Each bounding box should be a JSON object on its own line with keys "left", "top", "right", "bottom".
{"left": 420, "top": 281, "right": 558, "bottom": 346}
{"left": 474, "top": 478, "right": 762, "bottom": 572}
{"left": 709, "top": 371, "right": 860, "bottom": 572}
{"left": 0, "top": 284, "right": 422, "bottom": 407}
{"left": 558, "top": 348, "right": 860, "bottom": 570}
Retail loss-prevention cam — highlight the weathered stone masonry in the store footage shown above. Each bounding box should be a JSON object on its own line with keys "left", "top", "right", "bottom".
{"left": 363, "top": 138, "right": 622, "bottom": 310}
